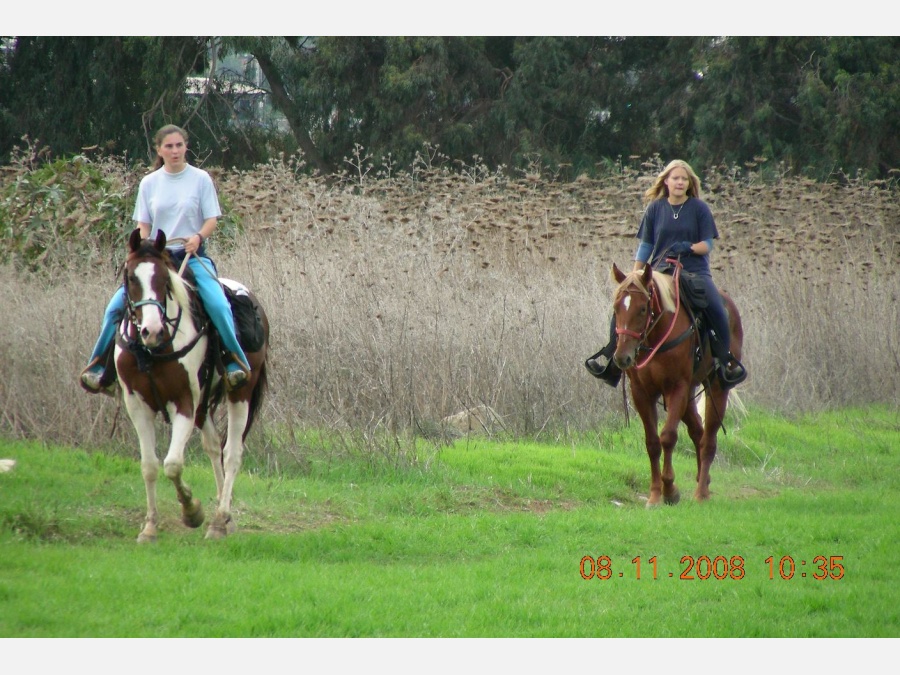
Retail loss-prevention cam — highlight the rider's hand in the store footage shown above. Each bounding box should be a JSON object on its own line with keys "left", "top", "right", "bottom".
{"left": 666, "top": 241, "right": 693, "bottom": 257}
{"left": 185, "top": 233, "right": 202, "bottom": 254}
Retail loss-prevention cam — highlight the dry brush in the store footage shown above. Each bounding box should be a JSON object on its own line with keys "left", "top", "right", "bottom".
{"left": 1, "top": 155, "right": 897, "bottom": 458}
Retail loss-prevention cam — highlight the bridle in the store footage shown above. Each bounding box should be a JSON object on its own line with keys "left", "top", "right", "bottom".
{"left": 615, "top": 281, "right": 662, "bottom": 344}
{"left": 115, "top": 251, "right": 210, "bottom": 424}
{"left": 116, "top": 254, "right": 208, "bottom": 364}
{"left": 122, "top": 260, "right": 184, "bottom": 353}
{"left": 615, "top": 261, "right": 692, "bottom": 369}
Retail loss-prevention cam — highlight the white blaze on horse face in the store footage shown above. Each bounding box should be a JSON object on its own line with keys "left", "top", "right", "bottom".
{"left": 135, "top": 261, "right": 165, "bottom": 346}
{"left": 623, "top": 296, "right": 632, "bottom": 311}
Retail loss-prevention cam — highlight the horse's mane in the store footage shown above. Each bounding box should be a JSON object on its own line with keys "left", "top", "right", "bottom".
{"left": 614, "top": 269, "right": 677, "bottom": 314}
{"left": 127, "top": 242, "right": 193, "bottom": 313}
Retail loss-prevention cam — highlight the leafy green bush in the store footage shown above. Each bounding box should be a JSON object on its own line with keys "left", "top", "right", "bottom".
{"left": 0, "top": 143, "right": 243, "bottom": 271}
{"left": 0, "top": 145, "right": 134, "bottom": 271}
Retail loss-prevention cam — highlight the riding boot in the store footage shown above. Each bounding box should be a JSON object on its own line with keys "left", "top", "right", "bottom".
{"left": 81, "top": 287, "right": 126, "bottom": 396}
{"left": 80, "top": 353, "right": 117, "bottom": 397}
{"left": 585, "top": 342, "right": 622, "bottom": 388}
{"left": 708, "top": 332, "right": 747, "bottom": 389}
{"left": 224, "top": 353, "right": 251, "bottom": 391}
{"left": 585, "top": 313, "right": 622, "bottom": 387}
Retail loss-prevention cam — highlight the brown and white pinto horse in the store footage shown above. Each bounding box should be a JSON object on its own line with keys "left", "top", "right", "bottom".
{"left": 116, "top": 229, "right": 269, "bottom": 542}
{"left": 610, "top": 262, "right": 743, "bottom": 506}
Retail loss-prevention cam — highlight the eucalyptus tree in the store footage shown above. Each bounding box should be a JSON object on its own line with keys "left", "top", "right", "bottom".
{"left": 0, "top": 37, "right": 209, "bottom": 164}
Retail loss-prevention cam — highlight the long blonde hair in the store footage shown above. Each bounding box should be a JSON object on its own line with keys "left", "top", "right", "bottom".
{"left": 643, "top": 159, "right": 702, "bottom": 204}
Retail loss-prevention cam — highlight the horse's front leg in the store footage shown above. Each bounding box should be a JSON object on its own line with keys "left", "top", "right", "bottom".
{"left": 206, "top": 400, "right": 249, "bottom": 540}
{"left": 125, "top": 394, "right": 161, "bottom": 543}
{"left": 630, "top": 384, "right": 665, "bottom": 507}
{"left": 163, "top": 407, "right": 204, "bottom": 529}
{"left": 658, "top": 384, "right": 691, "bottom": 506}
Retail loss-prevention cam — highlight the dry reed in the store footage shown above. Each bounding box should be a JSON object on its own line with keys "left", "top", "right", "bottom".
{"left": 1, "top": 157, "right": 897, "bottom": 457}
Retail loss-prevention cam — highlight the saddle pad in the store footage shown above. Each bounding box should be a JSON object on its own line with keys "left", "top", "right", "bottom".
{"left": 221, "top": 279, "right": 266, "bottom": 352}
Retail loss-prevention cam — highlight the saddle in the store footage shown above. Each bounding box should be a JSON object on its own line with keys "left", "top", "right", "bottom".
{"left": 655, "top": 262, "right": 724, "bottom": 372}
{"left": 223, "top": 284, "right": 266, "bottom": 353}
{"left": 656, "top": 262, "right": 709, "bottom": 311}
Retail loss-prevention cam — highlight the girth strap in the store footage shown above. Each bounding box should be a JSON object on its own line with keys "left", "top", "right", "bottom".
{"left": 640, "top": 325, "right": 694, "bottom": 355}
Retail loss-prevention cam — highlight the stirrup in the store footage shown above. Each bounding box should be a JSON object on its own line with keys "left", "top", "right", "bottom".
{"left": 224, "top": 362, "right": 250, "bottom": 391}
{"left": 717, "top": 358, "right": 747, "bottom": 389}
{"left": 80, "top": 367, "right": 116, "bottom": 397}
{"left": 585, "top": 356, "right": 621, "bottom": 387}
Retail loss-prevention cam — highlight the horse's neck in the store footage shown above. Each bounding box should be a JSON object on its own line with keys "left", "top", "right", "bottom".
{"left": 645, "top": 281, "right": 681, "bottom": 335}
{"left": 166, "top": 274, "right": 202, "bottom": 343}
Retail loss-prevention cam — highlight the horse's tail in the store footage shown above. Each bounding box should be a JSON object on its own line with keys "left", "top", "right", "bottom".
{"left": 242, "top": 357, "right": 268, "bottom": 441}
{"left": 698, "top": 388, "right": 748, "bottom": 428}
{"left": 728, "top": 389, "right": 748, "bottom": 419}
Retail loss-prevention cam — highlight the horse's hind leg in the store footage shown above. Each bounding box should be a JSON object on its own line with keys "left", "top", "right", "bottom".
{"left": 200, "top": 417, "right": 225, "bottom": 506}
{"left": 163, "top": 411, "right": 204, "bottom": 529}
{"left": 206, "top": 400, "right": 249, "bottom": 540}
{"left": 680, "top": 394, "right": 704, "bottom": 485}
{"left": 696, "top": 387, "right": 728, "bottom": 501}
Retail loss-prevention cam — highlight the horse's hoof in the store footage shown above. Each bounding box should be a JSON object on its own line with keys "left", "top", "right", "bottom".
{"left": 182, "top": 499, "right": 204, "bottom": 529}
{"left": 137, "top": 532, "right": 157, "bottom": 544}
{"left": 205, "top": 525, "right": 227, "bottom": 540}
{"left": 664, "top": 490, "right": 681, "bottom": 505}
{"left": 205, "top": 514, "right": 235, "bottom": 540}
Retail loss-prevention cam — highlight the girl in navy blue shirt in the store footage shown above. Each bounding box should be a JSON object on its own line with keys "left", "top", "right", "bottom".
{"left": 586, "top": 159, "right": 746, "bottom": 389}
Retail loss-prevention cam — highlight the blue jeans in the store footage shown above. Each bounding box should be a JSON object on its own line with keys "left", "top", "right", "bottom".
{"left": 693, "top": 273, "right": 731, "bottom": 354}
{"left": 87, "top": 255, "right": 249, "bottom": 371}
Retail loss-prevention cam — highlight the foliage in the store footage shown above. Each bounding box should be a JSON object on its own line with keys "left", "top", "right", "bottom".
{"left": 0, "top": 148, "right": 242, "bottom": 271}
{"left": 0, "top": 140, "right": 137, "bottom": 271}
{"left": 686, "top": 37, "right": 900, "bottom": 178}
{"left": 2, "top": 37, "right": 898, "bottom": 179}
{"left": 0, "top": 37, "right": 209, "bottom": 165}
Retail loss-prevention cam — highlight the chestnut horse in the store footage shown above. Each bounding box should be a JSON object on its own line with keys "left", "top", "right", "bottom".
{"left": 610, "top": 262, "right": 743, "bottom": 506}
{"left": 116, "top": 229, "right": 269, "bottom": 542}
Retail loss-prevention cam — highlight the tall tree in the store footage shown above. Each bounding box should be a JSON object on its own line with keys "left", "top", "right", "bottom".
{"left": 0, "top": 37, "right": 209, "bottom": 164}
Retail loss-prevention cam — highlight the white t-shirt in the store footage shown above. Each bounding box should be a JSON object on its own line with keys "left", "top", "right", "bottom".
{"left": 132, "top": 164, "right": 222, "bottom": 249}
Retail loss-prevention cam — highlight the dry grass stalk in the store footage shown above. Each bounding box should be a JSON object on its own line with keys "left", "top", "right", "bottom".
{"left": 1, "top": 159, "right": 897, "bottom": 456}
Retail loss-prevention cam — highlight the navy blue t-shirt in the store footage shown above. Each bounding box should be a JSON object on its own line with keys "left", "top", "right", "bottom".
{"left": 636, "top": 197, "right": 719, "bottom": 275}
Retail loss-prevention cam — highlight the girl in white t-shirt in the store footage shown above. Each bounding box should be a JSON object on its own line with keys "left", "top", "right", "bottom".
{"left": 81, "top": 125, "right": 250, "bottom": 394}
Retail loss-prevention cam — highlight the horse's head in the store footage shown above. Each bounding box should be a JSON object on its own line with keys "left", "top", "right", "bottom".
{"left": 123, "top": 229, "right": 179, "bottom": 349}
{"left": 610, "top": 263, "right": 655, "bottom": 370}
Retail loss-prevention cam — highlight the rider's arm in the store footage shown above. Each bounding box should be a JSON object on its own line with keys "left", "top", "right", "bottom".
{"left": 633, "top": 241, "right": 652, "bottom": 271}
{"left": 691, "top": 239, "right": 713, "bottom": 255}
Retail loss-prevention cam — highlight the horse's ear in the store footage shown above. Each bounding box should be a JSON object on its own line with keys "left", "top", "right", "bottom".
{"left": 612, "top": 263, "right": 627, "bottom": 284}
{"left": 154, "top": 230, "right": 167, "bottom": 251}
{"left": 128, "top": 228, "right": 142, "bottom": 253}
{"left": 640, "top": 264, "right": 653, "bottom": 287}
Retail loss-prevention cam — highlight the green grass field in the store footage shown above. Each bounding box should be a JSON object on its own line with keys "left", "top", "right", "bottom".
{"left": 1, "top": 406, "right": 897, "bottom": 640}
